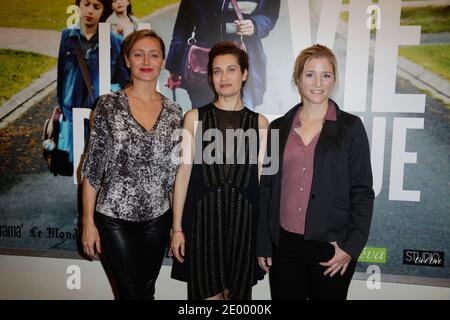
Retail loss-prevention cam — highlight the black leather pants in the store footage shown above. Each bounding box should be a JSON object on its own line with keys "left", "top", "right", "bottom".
{"left": 95, "top": 211, "right": 171, "bottom": 300}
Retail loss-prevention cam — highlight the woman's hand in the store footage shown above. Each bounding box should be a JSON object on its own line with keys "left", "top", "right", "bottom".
{"left": 171, "top": 231, "right": 185, "bottom": 263}
{"left": 235, "top": 19, "right": 255, "bottom": 36}
{"left": 319, "top": 241, "right": 352, "bottom": 277}
{"left": 82, "top": 221, "right": 101, "bottom": 260}
{"left": 258, "top": 257, "right": 272, "bottom": 273}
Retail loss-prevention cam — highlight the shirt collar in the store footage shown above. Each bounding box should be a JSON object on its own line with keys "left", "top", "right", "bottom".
{"left": 293, "top": 99, "right": 337, "bottom": 128}
{"left": 325, "top": 99, "right": 337, "bottom": 122}
{"left": 69, "top": 25, "right": 99, "bottom": 42}
{"left": 68, "top": 26, "right": 82, "bottom": 38}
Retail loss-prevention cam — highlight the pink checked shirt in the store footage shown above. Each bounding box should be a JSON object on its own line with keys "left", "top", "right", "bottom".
{"left": 280, "top": 101, "right": 337, "bottom": 235}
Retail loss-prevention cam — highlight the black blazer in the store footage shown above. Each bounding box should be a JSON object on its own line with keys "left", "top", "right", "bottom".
{"left": 256, "top": 100, "right": 374, "bottom": 260}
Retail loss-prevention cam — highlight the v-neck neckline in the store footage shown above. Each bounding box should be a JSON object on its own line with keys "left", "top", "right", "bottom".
{"left": 123, "top": 90, "right": 165, "bottom": 133}
{"left": 293, "top": 127, "right": 321, "bottom": 148}
{"left": 292, "top": 107, "right": 326, "bottom": 147}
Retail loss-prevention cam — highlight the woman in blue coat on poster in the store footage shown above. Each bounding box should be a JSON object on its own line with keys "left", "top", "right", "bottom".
{"left": 165, "top": 0, "right": 280, "bottom": 109}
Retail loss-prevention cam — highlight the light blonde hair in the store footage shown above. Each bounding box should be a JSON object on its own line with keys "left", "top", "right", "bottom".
{"left": 292, "top": 44, "right": 338, "bottom": 88}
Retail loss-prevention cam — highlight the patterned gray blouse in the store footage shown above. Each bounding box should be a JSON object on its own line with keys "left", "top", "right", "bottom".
{"left": 81, "top": 90, "right": 183, "bottom": 222}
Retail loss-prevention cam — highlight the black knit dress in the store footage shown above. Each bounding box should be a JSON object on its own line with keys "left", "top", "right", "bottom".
{"left": 171, "top": 103, "right": 264, "bottom": 299}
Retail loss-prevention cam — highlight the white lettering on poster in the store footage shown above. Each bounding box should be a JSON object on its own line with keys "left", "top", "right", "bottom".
{"left": 99, "top": 23, "right": 111, "bottom": 96}
{"left": 370, "top": 117, "right": 386, "bottom": 197}
{"left": 344, "top": 0, "right": 371, "bottom": 112}
{"left": 372, "top": 0, "right": 424, "bottom": 113}
{"left": 287, "top": 0, "right": 425, "bottom": 201}
{"left": 73, "top": 108, "right": 91, "bottom": 184}
{"left": 389, "top": 118, "right": 424, "bottom": 201}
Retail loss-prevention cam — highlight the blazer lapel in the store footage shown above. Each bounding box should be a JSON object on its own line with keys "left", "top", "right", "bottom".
{"left": 315, "top": 121, "right": 338, "bottom": 153}
{"left": 314, "top": 102, "right": 342, "bottom": 163}
{"left": 278, "top": 103, "right": 301, "bottom": 172}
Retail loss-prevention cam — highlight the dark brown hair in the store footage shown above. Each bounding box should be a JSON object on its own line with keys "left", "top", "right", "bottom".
{"left": 76, "top": 0, "right": 112, "bottom": 23}
{"left": 207, "top": 41, "right": 249, "bottom": 101}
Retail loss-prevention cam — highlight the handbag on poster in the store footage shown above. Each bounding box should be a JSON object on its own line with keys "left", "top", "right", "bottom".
{"left": 42, "top": 106, "right": 73, "bottom": 176}
{"left": 182, "top": 0, "right": 247, "bottom": 92}
{"left": 182, "top": 42, "right": 211, "bottom": 92}
{"left": 42, "top": 38, "right": 94, "bottom": 176}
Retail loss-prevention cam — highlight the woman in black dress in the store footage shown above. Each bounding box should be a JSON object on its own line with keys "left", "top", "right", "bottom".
{"left": 170, "top": 41, "right": 268, "bottom": 299}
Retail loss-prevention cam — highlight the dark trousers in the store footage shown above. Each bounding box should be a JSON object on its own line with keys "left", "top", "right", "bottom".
{"left": 95, "top": 211, "right": 171, "bottom": 300}
{"left": 269, "top": 228, "right": 356, "bottom": 300}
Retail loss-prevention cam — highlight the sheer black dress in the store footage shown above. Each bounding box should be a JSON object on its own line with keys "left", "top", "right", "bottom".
{"left": 171, "top": 103, "right": 264, "bottom": 299}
